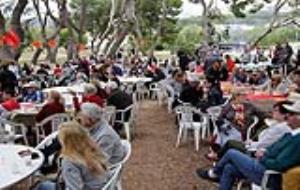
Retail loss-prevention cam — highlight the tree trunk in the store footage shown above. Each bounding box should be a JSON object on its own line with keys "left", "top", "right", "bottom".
{"left": 0, "top": 0, "right": 29, "bottom": 62}
{"left": 31, "top": 48, "right": 43, "bottom": 65}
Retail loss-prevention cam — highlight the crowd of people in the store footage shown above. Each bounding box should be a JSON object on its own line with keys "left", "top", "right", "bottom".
{"left": 0, "top": 41, "right": 300, "bottom": 189}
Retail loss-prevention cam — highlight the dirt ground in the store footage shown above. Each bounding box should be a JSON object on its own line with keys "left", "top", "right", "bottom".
{"left": 122, "top": 100, "right": 218, "bottom": 190}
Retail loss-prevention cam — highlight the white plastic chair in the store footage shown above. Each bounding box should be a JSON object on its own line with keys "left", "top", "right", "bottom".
{"left": 102, "top": 164, "right": 123, "bottom": 190}
{"left": 246, "top": 116, "right": 259, "bottom": 142}
{"left": 36, "top": 113, "right": 71, "bottom": 143}
{"left": 149, "top": 83, "right": 159, "bottom": 100}
{"left": 109, "top": 140, "right": 132, "bottom": 190}
{"left": 175, "top": 105, "right": 207, "bottom": 151}
{"left": 237, "top": 170, "right": 280, "bottom": 190}
{"left": 0, "top": 118, "right": 28, "bottom": 145}
{"left": 104, "top": 106, "right": 116, "bottom": 126}
{"left": 165, "top": 84, "right": 176, "bottom": 113}
{"left": 115, "top": 105, "right": 135, "bottom": 141}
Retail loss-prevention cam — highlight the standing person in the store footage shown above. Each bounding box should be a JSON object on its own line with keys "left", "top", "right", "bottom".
{"left": 224, "top": 55, "right": 235, "bottom": 73}
{"left": 0, "top": 61, "right": 18, "bottom": 91}
{"left": 178, "top": 50, "right": 190, "bottom": 71}
{"left": 35, "top": 122, "right": 110, "bottom": 190}
{"left": 284, "top": 42, "right": 294, "bottom": 65}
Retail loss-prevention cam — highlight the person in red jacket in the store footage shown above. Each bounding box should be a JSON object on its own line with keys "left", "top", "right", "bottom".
{"left": 0, "top": 88, "right": 20, "bottom": 117}
{"left": 36, "top": 90, "right": 65, "bottom": 135}
{"left": 1, "top": 88, "right": 20, "bottom": 111}
{"left": 71, "top": 83, "right": 104, "bottom": 111}
{"left": 225, "top": 54, "right": 235, "bottom": 73}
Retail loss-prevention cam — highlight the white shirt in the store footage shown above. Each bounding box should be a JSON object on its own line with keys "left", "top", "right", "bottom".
{"left": 291, "top": 128, "right": 300, "bottom": 136}
{"left": 249, "top": 122, "right": 292, "bottom": 149}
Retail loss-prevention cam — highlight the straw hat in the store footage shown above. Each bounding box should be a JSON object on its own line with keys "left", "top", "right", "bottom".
{"left": 287, "top": 92, "right": 300, "bottom": 102}
{"left": 283, "top": 101, "right": 300, "bottom": 114}
{"left": 23, "top": 81, "right": 39, "bottom": 88}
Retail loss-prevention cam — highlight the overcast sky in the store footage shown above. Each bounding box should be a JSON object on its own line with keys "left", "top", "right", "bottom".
{"left": 179, "top": 0, "right": 229, "bottom": 18}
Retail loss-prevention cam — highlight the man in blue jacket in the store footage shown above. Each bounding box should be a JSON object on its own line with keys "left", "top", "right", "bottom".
{"left": 197, "top": 101, "right": 300, "bottom": 190}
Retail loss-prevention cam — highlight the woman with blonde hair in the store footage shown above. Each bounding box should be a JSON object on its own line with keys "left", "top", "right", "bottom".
{"left": 36, "top": 121, "right": 110, "bottom": 190}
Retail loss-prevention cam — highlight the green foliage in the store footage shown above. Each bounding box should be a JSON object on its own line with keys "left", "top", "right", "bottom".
{"left": 246, "top": 27, "right": 300, "bottom": 46}
{"left": 70, "top": 0, "right": 111, "bottom": 37}
{"left": 136, "top": 0, "right": 182, "bottom": 51}
{"left": 59, "top": 28, "right": 88, "bottom": 46}
{"left": 175, "top": 25, "right": 203, "bottom": 54}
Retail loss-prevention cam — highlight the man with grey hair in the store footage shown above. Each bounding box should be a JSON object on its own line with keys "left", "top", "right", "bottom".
{"left": 76, "top": 102, "right": 126, "bottom": 164}
{"left": 39, "top": 103, "right": 125, "bottom": 173}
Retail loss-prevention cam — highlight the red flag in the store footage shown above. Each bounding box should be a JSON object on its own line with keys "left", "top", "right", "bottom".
{"left": 32, "top": 40, "right": 42, "bottom": 48}
{"left": 3, "top": 29, "right": 21, "bottom": 48}
{"left": 47, "top": 39, "right": 57, "bottom": 48}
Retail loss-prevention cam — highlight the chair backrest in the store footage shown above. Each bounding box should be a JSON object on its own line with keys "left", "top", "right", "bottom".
{"left": 115, "top": 104, "right": 134, "bottom": 123}
{"left": 175, "top": 105, "right": 195, "bottom": 123}
{"left": 149, "top": 83, "right": 158, "bottom": 91}
{"left": 119, "top": 140, "right": 132, "bottom": 165}
{"left": 35, "top": 131, "right": 59, "bottom": 149}
{"left": 102, "top": 164, "right": 123, "bottom": 190}
{"left": 37, "top": 113, "right": 71, "bottom": 137}
{"left": 104, "top": 106, "right": 116, "bottom": 126}
{"left": 0, "top": 118, "right": 28, "bottom": 145}
{"left": 246, "top": 116, "right": 259, "bottom": 141}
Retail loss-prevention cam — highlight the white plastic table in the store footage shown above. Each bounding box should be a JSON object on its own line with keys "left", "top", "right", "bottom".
{"left": 0, "top": 144, "right": 44, "bottom": 189}
{"left": 118, "top": 76, "right": 152, "bottom": 84}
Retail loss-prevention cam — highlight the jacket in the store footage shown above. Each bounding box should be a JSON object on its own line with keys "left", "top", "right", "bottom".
{"left": 260, "top": 130, "right": 300, "bottom": 172}
{"left": 62, "top": 158, "right": 111, "bottom": 190}
{"left": 89, "top": 121, "right": 125, "bottom": 165}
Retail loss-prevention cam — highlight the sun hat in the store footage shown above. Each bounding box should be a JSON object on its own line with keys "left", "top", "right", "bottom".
{"left": 287, "top": 92, "right": 300, "bottom": 102}
{"left": 283, "top": 101, "right": 300, "bottom": 114}
{"left": 23, "top": 81, "right": 39, "bottom": 88}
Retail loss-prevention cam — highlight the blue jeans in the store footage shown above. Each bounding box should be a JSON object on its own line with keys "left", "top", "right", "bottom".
{"left": 35, "top": 181, "right": 56, "bottom": 190}
{"left": 213, "top": 149, "right": 266, "bottom": 190}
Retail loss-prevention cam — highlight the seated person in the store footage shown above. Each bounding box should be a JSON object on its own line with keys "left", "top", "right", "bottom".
{"left": 36, "top": 90, "right": 65, "bottom": 135}
{"left": 208, "top": 100, "right": 292, "bottom": 161}
{"left": 208, "top": 92, "right": 246, "bottom": 155}
{"left": 270, "top": 74, "right": 289, "bottom": 94}
{"left": 232, "top": 68, "right": 247, "bottom": 84}
{"left": 22, "top": 81, "right": 44, "bottom": 103}
{"left": 194, "top": 61, "right": 204, "bottom": 74}
{"left": 72, "top": 83, "right": 104, "bottom": 111}
{"left": 197, "top": 101, "right": 300, "bottom": 190}
{"left": 39, "top": 103, "right": 125, "bottom": 167}
{"left": 106, "top": 81, "right": 133, "bottom": 129}
{"left": 179, "top": 77, "right": 204, "bottom": 108}
{"left": 0, "top": 88, "right": 20, "bottom": 118}
{"left": 35, "top": 122, "right": 111, "bottom": 190}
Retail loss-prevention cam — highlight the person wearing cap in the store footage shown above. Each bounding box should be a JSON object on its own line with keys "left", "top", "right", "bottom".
{"left": 22, "top": 81, "right": 44, "bottom": 103}
{"left": 197, "top": 100, "right": 300, "bottom": 190}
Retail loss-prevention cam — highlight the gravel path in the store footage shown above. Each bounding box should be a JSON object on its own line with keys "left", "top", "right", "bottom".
{"left": 122, "top": 100, "right": 218, "bottom": 190}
